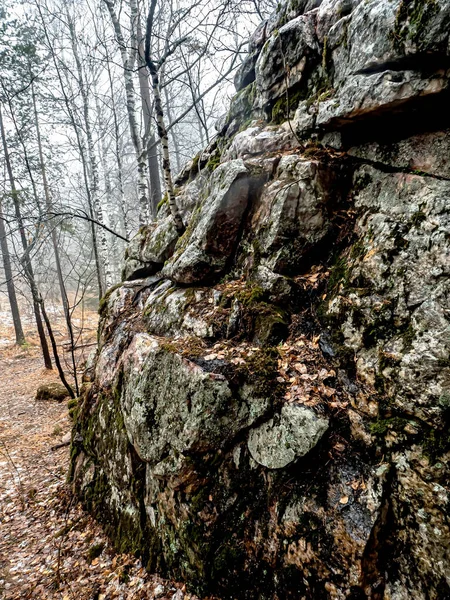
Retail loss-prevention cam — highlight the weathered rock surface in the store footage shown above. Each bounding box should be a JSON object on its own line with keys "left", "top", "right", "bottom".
{"left": 123, "top": 219, "right": 178, "bottom": 281}
{"left": 163, "top": 160, "right": 251, "bottom": 284}
{"left": 248, "top": 404, "right": 329, "bottom": 468}
{"left": 72, "top": 1, "right": 450, "bottom": 598}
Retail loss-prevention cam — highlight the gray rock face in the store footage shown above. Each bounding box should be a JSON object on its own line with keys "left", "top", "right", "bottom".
{"left": 348, "top": 129, "right": 450, "bottom": 178}
{"left": 123, "top": 218, "right": 178, "bottom": 281}
{"left": 72, "top": 1, "right": 450, "bottom": 599}
{"left": 251, "top": 155, "right": 348, "bottom": 272}
{"left": 163, "top": 160, "right": 250, "bottom": 283}
{"left": 316, "top": 0, "right": 450, "bottom": 129}
{"left": 248, "top": 404, "right": 329, "bottom": 468}
{"left": 255, "top": 12, "right": 320, "bottom": 103}
{"left": 120, "top": 334, "right": 271, "bottom": 464}
{"left": 143, "top": 282, "right": 213, "bottom": 339}
{"left": 222, "top": 123, "right": 295, "bottom": 161}
{"left": 329, "top": 166, "right": 450, "bottom": 424}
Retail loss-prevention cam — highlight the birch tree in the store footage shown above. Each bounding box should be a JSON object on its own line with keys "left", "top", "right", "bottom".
{"left": 64, "top": 3, "right": 113, "bottom": 289}
{"left": 103, "top": 0, "right": 153, "bottom": 226}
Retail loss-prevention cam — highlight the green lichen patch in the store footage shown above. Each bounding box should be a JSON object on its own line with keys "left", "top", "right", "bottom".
{"left": 271, "top": 88, "right": 306, "bottom": 123}
{"left": 156, "top": 193, "right": 168, "bottom": 212}
{"left": 390, "top": 0, "right": 439, "bottom": 52}
{"left": 99, "top": 282, "right": 123, "bottom": 318}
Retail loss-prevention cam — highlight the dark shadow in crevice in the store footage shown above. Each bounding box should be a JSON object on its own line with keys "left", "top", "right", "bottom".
{"left": 355, "top": 52, "right": 450, "bottom": 75}
{"left": 338, "top": 89, "right": 450, "bottom": 148}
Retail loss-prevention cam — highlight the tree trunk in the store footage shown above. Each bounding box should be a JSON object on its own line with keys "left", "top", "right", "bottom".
{"left": 95, "top": 91, "right": 120, "bottom": 282}
{"left": 36, "top": 1, "right": 103, "bottom": 302}
{"left": 104, "top": 0, "right": 149, "bottom": 226}
{"left": 66, "top": 8, "right": 113, "bottom": 291}
{"left": 31, "top": 82, "right": 80, "bottom": 395}
{"left": 145, "top": 0, "right": 185, "bottom": 234}
{"left": 0, "top": 104, "right": 50, "bottom": 358}
{"left": 163, "top": 82, "right": 182, "bottom": 173}
{"left": 136, "top": 5, "right": 161, "bottom": 218}
{"left": 105, "top": 55, "right": 130, "bottom": 239}
{"left": 0, "top": 199, "right": 25, "bottom": 346}
{"left": 0, "top": 104, "right": 51, "bottom": 366}
{"left": 39, "top": 298, "right": 75, "bottom": 399}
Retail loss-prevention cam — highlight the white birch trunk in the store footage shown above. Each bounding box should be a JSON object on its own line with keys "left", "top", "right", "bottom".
{"left": 104, "top": 0, "right": 149, "bottom": 226}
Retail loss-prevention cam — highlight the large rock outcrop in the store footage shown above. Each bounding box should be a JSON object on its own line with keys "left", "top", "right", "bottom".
{"left": 71, "top": 1, "right": 450, "bottom": 598}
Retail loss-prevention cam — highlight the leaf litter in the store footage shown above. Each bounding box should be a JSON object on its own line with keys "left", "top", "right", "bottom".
{"left": 0, "top": 340, "right": 212, "bottom": 600}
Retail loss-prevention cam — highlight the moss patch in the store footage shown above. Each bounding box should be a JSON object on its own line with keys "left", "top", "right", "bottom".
{"left": 390, "top": 0, "right": 439, "bottom": 52}
{"left": 157, "top": 193, "right": 168, "bottom": 212}
{"left": 99, "top": 282, "right": 123, "bottom": 318}
{"left": 271, "top": 88, "right": 306, "bottom": 124}
{"left": 206, "top": 151, "right": 221, "bottom": 172}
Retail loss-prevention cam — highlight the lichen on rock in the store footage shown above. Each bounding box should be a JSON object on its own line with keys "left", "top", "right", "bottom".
{"left": 247, "top": 403, "right": 329, "bottom": 468}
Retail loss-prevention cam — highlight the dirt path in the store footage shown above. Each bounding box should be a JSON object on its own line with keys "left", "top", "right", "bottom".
{"left": 0, "top": 346, "right": 196, "bottom": 600}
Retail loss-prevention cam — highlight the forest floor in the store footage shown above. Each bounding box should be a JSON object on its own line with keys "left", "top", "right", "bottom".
{"left": 0, "top": 315, "right": 202, "bottom": 600}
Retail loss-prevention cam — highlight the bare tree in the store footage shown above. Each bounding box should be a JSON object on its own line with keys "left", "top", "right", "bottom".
{"left": 103, "top": 0, "right": 153, "bottom": 226}
{"left": 0, "top": 197, "right": 25, "bottom": 347}
{"left": 64, "top": 4, "right": 113, "bottom": 289}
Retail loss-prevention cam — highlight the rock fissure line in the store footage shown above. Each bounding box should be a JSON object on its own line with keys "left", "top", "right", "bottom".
{"left": 349, "top": 154, "right": 450, "bottom": 182}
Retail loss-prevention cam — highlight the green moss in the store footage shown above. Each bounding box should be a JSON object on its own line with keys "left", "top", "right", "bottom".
{"left": 68, "top": 397, "right": 79, "bottom": 420}
{"left": 236, "top": 283, "right": 265, "bottom": 306}
{"left": 328, "top": 256, "right": 351, "bottom": 294}
{"left": 159, "top": 340, "right": 179, "bottom": 354}
{"left": 271, "top": 88, "right": 306, "bottom": 123}
{"left": 390, "top": 0, "right": 439, "bottom": 52}
{"left": 98, "top": 282, "right": 123, "bottom": 317}
{"left": 206, "top": 152, "right": 221, "bottom": 171}
{"left": 304, "top": 84, "right": 335, "bottom": 109}
{"left": 68, "top": 398, "right": 78, "bottom": 410}
{"left": 369, "top": 416, "right": 414, "bottom": 436}
{"left": 173, "top": 204, "right": 202, "bottom": 257}
{"left": 86, "top": 542, "right": 104, "bottom": 562}
{"left": 157, "top": 193, "right": 168, "bottom": 212}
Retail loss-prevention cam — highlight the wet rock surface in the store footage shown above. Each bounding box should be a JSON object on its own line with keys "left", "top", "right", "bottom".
{"left": 72, "top": 0, "right": 450, "bottom": 598}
